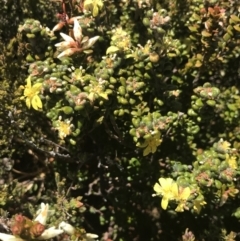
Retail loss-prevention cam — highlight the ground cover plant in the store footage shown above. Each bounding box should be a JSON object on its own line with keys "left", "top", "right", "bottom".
{"left": 0, "top": 0, "right": 240, "bottom": 240}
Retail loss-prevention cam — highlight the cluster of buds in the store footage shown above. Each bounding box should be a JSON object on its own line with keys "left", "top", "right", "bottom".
{"left": 0, "top": 203, "right": 98, "bottom": 241}
{"left": 10, "top": 214, "right": 45, "bottom": 239}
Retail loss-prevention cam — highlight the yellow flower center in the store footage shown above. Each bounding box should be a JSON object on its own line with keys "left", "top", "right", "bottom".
{"left": 56, "top": 121, "right": 72, "bottom": 139}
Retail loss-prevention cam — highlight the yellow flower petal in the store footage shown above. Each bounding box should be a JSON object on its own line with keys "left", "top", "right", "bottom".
{"left": 150, "top": 144, "right": 157, "bottom": 154}
{"left": 138, "top": 141, "right": 148, "bottom": 148}
{"left": 32, "top": 95, "right": 42, "bottom": 110}
{"left": 193, "top": 200, "right": 206, "bottom": 214}
{"left": 32, "top": 83, "right": 43, "bottom": 91}
{"left": 161, "top": 197, "right": 169, "bottom": 210}
{"left": 175, "top": 202, "right": 185, "bottom": 212}
{"left": 143, "top": 145, "right": 151, "bottom": 156}
{"left": 171, "top": 182, "right": 179, "bottom": 198}
{"left": 26, "top": 76, "right": 32, "bottom": 88}
{"left": 180, "top": 187, "right": 191, "bottom": 200}
{"left": 159, "top": 177, "right": 171, "bottom": 188}
{"left": 153, "top": 183, "right": 162, "bottom": 194}
{"left": 226, "top": 154, "right": 237, "bottom": 169}
{"left": 26, "top": 98, "right": 31, "bottom": 109}
{"left": 24, "top": 87, "right": 31, "bottom": 97}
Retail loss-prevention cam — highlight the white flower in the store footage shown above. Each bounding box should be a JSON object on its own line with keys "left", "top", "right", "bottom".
{"left": 58, "top": 221, "right": 75, "bottom": 235}
{"left": 35, "top": 203, "right": 49, "bottom": 225}
{"left": 73, "top": 18, "right": 82, "bottom": 43}
{"left": 58, "top": 222, "right": 98, "bottom": 241}
{"left": 85, "top": 233, "right": 98, "bottom": 241}
{"left": 38, "top": 227, "right": 64, "bottom": 240}
{"left": 0, "top": 227, "right": 63, "bottom": 241}
{"left": 0, "top": 233, "right": 25, "bottom": 241}
{"left": 55, "top": 19, "right": 99, "bottom": 59}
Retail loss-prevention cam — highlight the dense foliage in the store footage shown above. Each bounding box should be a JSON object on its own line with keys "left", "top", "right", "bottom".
{"left": 0, "top": 0, "right": 240, "bottom": 240}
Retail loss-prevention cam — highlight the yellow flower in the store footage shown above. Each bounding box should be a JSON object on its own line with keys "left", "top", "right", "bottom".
{"left": 20, "top": 76, "right": 43, "bottom": 110}
{"left": 138, "top": 131, "right": 162, "bottom": 156}
{"left": 178, "top": 187, "right": 191, "bottom": 200}
{"left": 55, "top": 118, "right": 72, "bottom": 139}
{"left": 84, "top": 0, "right": 104, "bottom": 17}
{"left": 153, "top": 177, "right": 178, "bottom": 210}
{"left": 175, "top": 187, "right": 191, "bottom": 212}
{"left": 225, "top": 154, "right": 238, "bottom": 169}
{"left": 193, "top": 199, "right": 206, "bottom": 214}
{"left": 217, "top": 138, "right": 231, "bottom": 153}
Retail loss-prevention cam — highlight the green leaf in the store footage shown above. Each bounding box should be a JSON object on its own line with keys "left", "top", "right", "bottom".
{"left": 223, "top": 33, "right": 231, "bottom": 42}
{"left": 106, "top": 46, "right": 119, "bottom": 54}
{"left": 227, "top": 25, "right": 233, "bottom": 36}
{"left": 230, "top": 15, "right": 240, "bottom": 23}
{"left": 233, "top": 24, "right": 240, "bottom": 32}
{"left": 61, "top": 106, "right": 74, "bottom": 115}
{"left": 126, "top": 54, "right": 133, "bottom": 59}
{"left": 201, "top": 30, "right": 212, "bottom": 37}
{"left": 83, "top": 49, "right": 93, "bottom": 54}
{"left": 188, "top": 26, "right": 199, "bottom": 32}
{"left": 189, "top": 35, "right": 197, "bottom": 41}
{"left": 192, "top": 13, "right": 201, "bottom": 21}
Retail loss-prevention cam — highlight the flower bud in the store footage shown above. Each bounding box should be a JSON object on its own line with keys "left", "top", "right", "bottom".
{"left": 59, "top": 221, "right": 75, "bottom": 235}
{"left": 30, "top": 222, "right": 45, "bottom": 238}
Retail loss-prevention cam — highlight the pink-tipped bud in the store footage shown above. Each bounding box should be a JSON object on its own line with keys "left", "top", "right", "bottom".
{"left": 14, "top": 214, "right": 25, "bottom": 223}
{"left": 30, "top": 222, "right": 45, "bottom": 238}
{"left": 52, "top": 22, "right": 65, "bottom": 32}
{"left": 11, "top": 224, "right": 23, "bottom": 236}
{"left": 57, "top": 48, "right": 82, "bottom": 58}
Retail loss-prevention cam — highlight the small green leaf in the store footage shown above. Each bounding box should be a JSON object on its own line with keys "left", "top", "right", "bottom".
{"left": 188, "top": 25, "right": 199, "bottom": 32}
{"left": 106, "top": 46, "right": 119, "bottom": 54}
{"left": 126, "top": 54, "right": 133, "bottom": 58}
{"left": 167, "top": 53, "right": 177, "bottom": 57}
{"left": 227, "top": 25, "right": 233, "bottom": 36}
{"left": 61, "top": 106, "right": 74, "bottom": 115}
{"left": 233, "top": 24, "right": 240, "bottom": 32}
{"left": 223, "top": 33, "right": 231, "bottom": 41}
{"left": 230, "top": 15, "right": 240, "bottom": 23}
{"left": 83, "top": 49, "right": 93, "bottom": 54}
{"left": 189, "top": 35, "right": 197, "bottom": 41}
{"left": 201, "top": 30, "right": 212, "bottom": 37}
{"left": 192, "top": 13, "right": 201, "bottom": 21}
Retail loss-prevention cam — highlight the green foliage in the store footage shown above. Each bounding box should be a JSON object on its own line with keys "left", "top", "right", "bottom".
{"left": 0, "top": 0, "right": 240, "bottom": 240}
